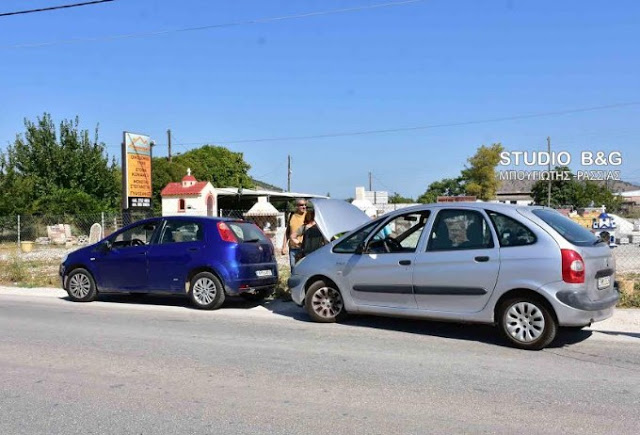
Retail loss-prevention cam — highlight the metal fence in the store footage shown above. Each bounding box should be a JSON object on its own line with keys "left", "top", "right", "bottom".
{"left": 3, "top": 210, "right": 639, "bottom": 275}
{"left": 0, "top": 211, "right": 155, "bottom": 246}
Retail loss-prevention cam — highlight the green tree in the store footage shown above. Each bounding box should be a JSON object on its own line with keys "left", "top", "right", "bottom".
{"left": 461, "top": 143, "right": 504, "bottom": 201}
{"left": 531, "top": 167, "right": 623, "bottom": 211}
{"left": 1, "top": 114, "right": 120, "bottom": 214}
{"left": 150, "top": 158, "right": 189, "bottom": 214}
{"left": 531, "top": 166, "right": 581, "bottom": 207}
{"left": 576, "top": 180, "right": 623, "bottom": 211}
{"left": 417, "top": 177, "right": 465, "bottom": 203}
{"left": 151, "top": 145, "right": 253, "bottom": 213}
{"left": 174, "top": 145, "right": 253, "bottom": 188}
{"left": 389, "top": 192, "right": 415, "bottom": 204}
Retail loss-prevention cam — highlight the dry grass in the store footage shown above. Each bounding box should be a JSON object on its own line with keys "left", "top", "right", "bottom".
{"left": 0, "top": 256, "right": 60, "bottom": 288}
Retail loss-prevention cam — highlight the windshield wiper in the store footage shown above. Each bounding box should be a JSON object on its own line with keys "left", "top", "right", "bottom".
{"left": 244, "top": 238, "right": 261, "bottom": 243}
{"left": 593, "top": 239, "right": 606, "bottom": 245}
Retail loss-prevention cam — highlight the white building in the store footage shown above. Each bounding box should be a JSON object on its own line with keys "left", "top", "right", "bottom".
{"left": 352, "top": 186, "right": 419, "bottom": 217}
{"left": 160, "top": 169, "right": 217, "bottom": 217}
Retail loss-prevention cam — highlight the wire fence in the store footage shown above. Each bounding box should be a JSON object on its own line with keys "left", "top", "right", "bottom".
{"left": 2, "top": 210, "right": 639, "bottom": 275}
{"left": 0, "top": 211, "right": 155, "bottom": 246}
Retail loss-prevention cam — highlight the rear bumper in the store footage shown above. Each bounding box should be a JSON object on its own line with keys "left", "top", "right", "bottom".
{"left": 556, "top": 289, "right": 619, "bottom": 311}
{"left": 546, "top": 283, "right": 619, "bottom": 326}
{"left": 225, "top": 278, "right": 277, "bottom": 296}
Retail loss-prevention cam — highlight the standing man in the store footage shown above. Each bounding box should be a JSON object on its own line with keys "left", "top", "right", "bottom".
{"left": 281, "top": 198, "right": 307, "bottom": 272}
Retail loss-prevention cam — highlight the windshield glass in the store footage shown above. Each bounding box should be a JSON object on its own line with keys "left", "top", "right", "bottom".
{"left": 532, "top": 209, "right": 600, "bottom": 247}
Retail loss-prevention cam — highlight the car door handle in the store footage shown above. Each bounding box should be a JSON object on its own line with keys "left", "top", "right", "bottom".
{"left": 399, "top": 260, "right": 412, "bottom": 266}
{"left": 188, "top": 248, "right": 199, "bottom": 252}
{"left": 475, "top": 256, "right": 490, "bottom": 262}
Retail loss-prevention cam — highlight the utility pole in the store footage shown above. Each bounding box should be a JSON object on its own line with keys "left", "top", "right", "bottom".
{"left": 547, "top": 136, "right": 551, "bottom": 207}
{"left": 368, "top": 172, "right": 372, "bottom": 191}
{"left": 287, "top": 155, "right": 291, "bottom": 192}
{"left": 167, "top": 129, "right": 172, "bottom": 162}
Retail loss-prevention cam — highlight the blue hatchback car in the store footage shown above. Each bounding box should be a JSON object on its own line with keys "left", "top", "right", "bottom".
{"left": 59, "top": 216, "right": 278, "bottom": 309}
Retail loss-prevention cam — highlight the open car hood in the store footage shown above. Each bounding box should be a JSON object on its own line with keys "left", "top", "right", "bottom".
{"left": 310, "top": 198, "right": 371, "bottom": 240}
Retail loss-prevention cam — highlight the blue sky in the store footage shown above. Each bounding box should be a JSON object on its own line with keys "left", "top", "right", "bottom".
{"left": 1, "top": 0, "right": 640, "bottom": 199}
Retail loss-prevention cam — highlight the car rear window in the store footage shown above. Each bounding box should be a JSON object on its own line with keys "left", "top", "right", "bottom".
{"left": 531, "top": 209, "right": 599, "bottom": 247}
{"left": 227, "top": 222, "right": 269, "bottom": 243}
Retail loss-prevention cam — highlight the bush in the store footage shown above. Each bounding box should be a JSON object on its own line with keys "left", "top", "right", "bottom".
{"left": 5, "top": 254, "right": 27, "bottom": 282}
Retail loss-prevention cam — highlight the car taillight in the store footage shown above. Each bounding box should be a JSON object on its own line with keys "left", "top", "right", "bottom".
{"left": 217, "top": 222, "right": 237, "bottom": 243}
{"left": 561, "top": 249, "right": 585, "bottom": 283}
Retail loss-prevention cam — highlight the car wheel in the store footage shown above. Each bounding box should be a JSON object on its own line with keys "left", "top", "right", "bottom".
{"left": 305, "top": 280, "right": 346, "bottom": 323}
{"left": 498, "top": 296, "right": 557, "bottom": 350}
{"left": 66, "top": 268, "right": 97, "bottom": 302}
{"left": 239, "top": 288, "right": 272, "bottom": 302}
{"left": 189, "top": 272, "right": 225, "bottom": 310}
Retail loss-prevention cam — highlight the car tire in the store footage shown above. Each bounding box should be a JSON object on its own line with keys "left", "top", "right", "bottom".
{"left": 498, "top": 296, "right": 557, "bottom": 350}
{"left": 305, "top": 279, "right": 346, "bottom": 323}
{"left": 189, "top": 272, "right": 225, "bottom": 310}
{"left": 239, "top": 288, "right": 272, "bottom": 302}
{"left": 66, "top": 268, "right": 98, "bottom": 302}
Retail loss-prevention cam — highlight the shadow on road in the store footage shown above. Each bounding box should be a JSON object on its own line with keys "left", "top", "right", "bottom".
{"left": 60, "top": 293, "right": 264, "bottom": 310}
{"left": 264, "top": 299, "right": 594, "bottom": 349}
{"left": 590, "top": 330, "right": 640, "bottom": 339}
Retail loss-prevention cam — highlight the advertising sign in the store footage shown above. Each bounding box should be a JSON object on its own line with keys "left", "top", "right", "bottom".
{"left": 437, "top": 196, "right": 477, "bottom": 203}
{"left": 122, "top": 132, "right": 153, "bottom": 209}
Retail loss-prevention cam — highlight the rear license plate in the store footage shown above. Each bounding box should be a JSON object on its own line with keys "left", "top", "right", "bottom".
{"left": 256, "top": 270, "right": 273, "bottom": 277}
{"left": 597, "top": 276, "right": 611, "bottom": 289}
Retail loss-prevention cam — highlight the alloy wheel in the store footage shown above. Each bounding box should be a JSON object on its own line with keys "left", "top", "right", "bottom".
{"left": 311, "top": 286, "right": 344, "bottom": 320}
{"left": 193, "top": 277, "right": 217, "bottom": 305}
{"left": 69, "top": 273, "right": 91, "bottom": 299}
{"left": 504, "top": 301, "right": 546, "bottom": 343}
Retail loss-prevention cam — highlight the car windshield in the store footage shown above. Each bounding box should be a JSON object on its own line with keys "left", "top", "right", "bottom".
{"left": 226, "top": 222, "right": 269, "bottom": 243}
{"left": 532, "top": 209, "right": 600, "bottom": 247}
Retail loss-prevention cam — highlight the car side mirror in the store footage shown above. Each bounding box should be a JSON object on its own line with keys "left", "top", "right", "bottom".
{"left": 355, "top": 242, "right": 366, "bottom": 255}
{"left": 99, "top": 240, "right": 112, "bottom": 252}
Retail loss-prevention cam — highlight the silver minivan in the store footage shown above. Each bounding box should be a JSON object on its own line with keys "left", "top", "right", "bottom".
{"left": 289, "top": 201, "right": 619, "bottom": 350}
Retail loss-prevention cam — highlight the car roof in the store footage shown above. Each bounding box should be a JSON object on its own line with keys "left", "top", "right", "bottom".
{"left": 379, "top": 202, "right": 547, "bottom": 217}
{"left": 135, "top": 215, "right": 245, "bottom": 225}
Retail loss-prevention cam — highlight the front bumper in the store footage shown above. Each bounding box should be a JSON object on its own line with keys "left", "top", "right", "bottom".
{"left": 59, "top": 264, "right": 67, "bottom": 289}
{"left": 287, "top": 275, "right": 305, "bottom": 306}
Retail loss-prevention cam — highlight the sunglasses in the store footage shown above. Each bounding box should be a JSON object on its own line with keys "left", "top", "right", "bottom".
{"left": 297, "top": 204, "right": 307, "bottom": 207}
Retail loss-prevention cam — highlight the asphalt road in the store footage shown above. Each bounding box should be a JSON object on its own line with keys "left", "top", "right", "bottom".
{"left": 1, "top": 288, "right": 639, "bottom": 435}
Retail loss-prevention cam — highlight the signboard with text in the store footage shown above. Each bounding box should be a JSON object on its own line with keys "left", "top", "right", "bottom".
{"left": 122, "top": 132, "right": 153, "bottom": 210}
{"left": 437, "top": 196, "right": 477, "bottom": 203}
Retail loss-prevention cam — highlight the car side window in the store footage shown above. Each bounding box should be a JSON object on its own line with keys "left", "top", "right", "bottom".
{"left": 333, "top": 221, "right": 379, "bottom": 254}
{"left": 159, "top": 220, "right": 204, "bottom": 244}
{"left": 427, "top": 209, "right": 494, "bottom": 251}
{"left": 112, "top": 221, "right": 159, "bottom": 248}
{"left": 487, "top": 211, "right": 536, "bottom": 247}
{"left": 368, "top": 211, "right": 430, "bottom": 254}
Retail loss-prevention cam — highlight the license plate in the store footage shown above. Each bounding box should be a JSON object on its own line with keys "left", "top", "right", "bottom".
{"left": 256, "top": 270, "right": 273, "bottom": 277}
{"left": 597, "top": 276, "right": 611, "bottom": 289}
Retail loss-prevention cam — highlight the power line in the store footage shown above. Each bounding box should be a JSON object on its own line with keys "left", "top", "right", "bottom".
{"left": 3, "top": 0, "right": 425, "bottom": 49}
{"left": 166, "top": 101, "right": 640, "bottom": 147}
{"left": 0, "top": 0, "right": 116, "bottom": 17}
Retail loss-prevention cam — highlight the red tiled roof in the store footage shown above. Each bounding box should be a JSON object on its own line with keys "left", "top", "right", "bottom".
{"left": 161, "top": 181, "right": 209, "bottom": 196}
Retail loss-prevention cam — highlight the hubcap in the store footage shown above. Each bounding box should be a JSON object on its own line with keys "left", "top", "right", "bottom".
{"left": 193, "top": 277, "right": 217, "bottom": 305}
{"left": 505, "top": 302, "right": 545, "bottom": 343}
{"left": 69, "top": 273, "right": 91, "bottom": 298}
{"left": 311, "top": 287, "right": 343, "bottom": 319}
